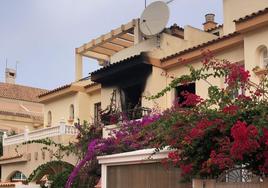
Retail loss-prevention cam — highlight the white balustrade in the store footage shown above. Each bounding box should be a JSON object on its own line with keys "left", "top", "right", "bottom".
{"left": 3, "top": 125, "right": 78, "bottom": 146}
{"left": 4, "top": 133, "right": 25, "bottom": 146}
{"left": 65, "top": 125, "right": 79, "bottom": 135}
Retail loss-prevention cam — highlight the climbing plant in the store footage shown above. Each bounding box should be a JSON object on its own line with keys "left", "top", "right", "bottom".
{"left": 27, "top": 160, "right": 73, "bottom": 182}
{"left": 23, "top": 121, "right": 102, "bottom": 188}
{"left": 65, "top": 52, "right": 268, "bottom": 187}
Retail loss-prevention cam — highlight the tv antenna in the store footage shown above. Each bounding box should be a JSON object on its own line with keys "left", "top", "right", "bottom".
{"left": 15, "top": 61, "right": 19, "bottom": 71}
{"left": 166, "top": 0, "right": 175, "bottom": 4}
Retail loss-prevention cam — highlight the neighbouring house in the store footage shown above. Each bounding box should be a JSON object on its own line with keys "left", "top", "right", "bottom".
{"left": 1, "top": 0, "right": 268, "bottom": 187}
{"left": 0, "top": 68, "right": 46, "bottom": 134}
{"left": 0, "top": 67, "right": 47, "bottom": 186}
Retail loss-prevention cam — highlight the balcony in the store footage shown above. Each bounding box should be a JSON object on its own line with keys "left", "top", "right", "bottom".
{"left": 101, "top": 107, "right": 151, "bottom": 138}
{"left": 101, "top": 107, "right": 151, "bottom": 125}
{"left": 3, "top": 124, "right": 78, "bottom": 146}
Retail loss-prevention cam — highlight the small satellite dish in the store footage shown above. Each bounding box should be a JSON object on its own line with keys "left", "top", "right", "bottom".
{"left": 140, "top": 1, "right": 170, "bottom": 37}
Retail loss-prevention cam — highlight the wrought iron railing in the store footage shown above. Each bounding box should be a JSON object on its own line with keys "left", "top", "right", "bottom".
{"left": 101, "top": 107, "right": 151, "bottom": 125}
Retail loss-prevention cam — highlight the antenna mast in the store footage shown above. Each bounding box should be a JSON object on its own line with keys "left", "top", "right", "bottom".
{"left": 15, "top": 61, "right": 19, "bottom": 71}
{"left": 145, "top": 0, "right": 147, "bottom": 8}
{"left": 166, "top": 0, "right": 175, "bottom": 4}
{"left": 5, "top": 58, "right": 8, "bottom": 69}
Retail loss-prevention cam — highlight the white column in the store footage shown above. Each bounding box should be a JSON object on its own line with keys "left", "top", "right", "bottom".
{"left": 75, "top": 53, "right": 83, "bottom": 81}
{"left": 2, "top": 132, "right": 7, "bottom": 146}
{"left": 59, "top": 118, "right": 66, "bottom": 135}
{"left": 134, "top": 19, "right": 142, "bottom": 45}
{"left": 24, "top": 126, "right": 29, "bottom": 142}
{"left": 101, "top": 165, "right": 107, "bottom": 188}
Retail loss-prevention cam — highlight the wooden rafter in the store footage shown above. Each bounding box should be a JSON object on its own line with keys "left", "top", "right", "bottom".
{"left": 91, "top": 46, "right": 116, "bottom": 56}
{"left": 76, "top": 19, "right": 137, "bottom": 58}
{"left": 82, "top": 51, "right": 110, "bottom": 61}
{"left": 119, "top": 33, "right": 134, "bottom": 42}
{"left": 110, "top": 38, "right": 133, "bottom": 48}
{"left": 100, "top": 43, "right": 124, "bottom": 52}
{"left": 99, "top": 44, "right": 120, "bottom": 52}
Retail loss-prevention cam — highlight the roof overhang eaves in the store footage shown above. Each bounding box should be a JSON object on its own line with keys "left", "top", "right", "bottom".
{"left": 91, "top": 54, "right": 152, "bottom": 84}
{"left": 234, "top": 7, "right": 268, "bottom": 24}
{"left": 85, "top": 83, "right": 101, "bottom": 94}
{"left": 161, "top": 33, "right": 244, "bottom": 69}
{"left": 0, "top": 154, "right": 27, "bottom": 165}
{"left": 235, "top": 11, "right": 268, "bottom": 33}
{"left": 39, "top": 85, "right": 84, "bottom": 103}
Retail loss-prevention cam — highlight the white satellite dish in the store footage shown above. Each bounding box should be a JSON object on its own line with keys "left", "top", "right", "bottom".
{"left": 139, "top": 1, "right": 170, "bottom": 37}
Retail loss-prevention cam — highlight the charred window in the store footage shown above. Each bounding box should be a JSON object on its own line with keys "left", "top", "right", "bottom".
{"left": 123, "top": 84, "right": 142, "bottom": 111}
{"left": 175, "top": 83, "right": 196, "bottom": 105}
{"left": 121, "top": 84, "right": 144, "bottom": 120}
{"left": 94, "top": 102, "right": 101, "bottom": 123}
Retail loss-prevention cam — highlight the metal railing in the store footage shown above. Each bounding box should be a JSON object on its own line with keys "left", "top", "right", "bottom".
{"left": 101, "top": 107, "right": 151, "bottom": 125}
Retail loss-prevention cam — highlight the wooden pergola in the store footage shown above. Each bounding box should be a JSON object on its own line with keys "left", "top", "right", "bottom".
{"left": 76, "top": 19, "right": 138, "bottom": 61}
{"left": 75, "top": 19, "right": 141, "bottom": 81}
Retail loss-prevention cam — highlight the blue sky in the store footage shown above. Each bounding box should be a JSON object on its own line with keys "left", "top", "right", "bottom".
{"left": 0, "top": 0, "right": 222, "bottom": 89}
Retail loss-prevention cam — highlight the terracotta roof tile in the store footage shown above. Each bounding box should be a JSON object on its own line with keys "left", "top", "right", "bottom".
{"left": 234, "top": 7, "right": 268, "bottom": 23}
{"left": 168, "top": 23, "right": 184, "bottom": 31}
{"left": 0, "top": 110, "right": 43, "bottom": 121}
{"left": 84, "top": 82, "right": 99, "bottom": 89}
{"left": 38, "top": 84, "right": 71, "bottom": 98}
{"left": 91, "top": 53, "right": 142, "bottom": 75}
{"left": 0, "top": 154, "right": 23, "bottom": 161}
{"left": 0, "top": 182, "right": 16, "bottom": 187}
{"left": 206, "top": 24, "right": 223, "bottom": 32}
{"left": 0, "top": 82, "right": 47, "bottom": 102}
{"left": 160, "top": 32, "right": 239, "bottom": 62}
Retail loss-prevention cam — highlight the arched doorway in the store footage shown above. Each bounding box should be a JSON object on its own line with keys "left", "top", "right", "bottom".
{"left": 28, "top": 160, "right": 74, "bottom": 186}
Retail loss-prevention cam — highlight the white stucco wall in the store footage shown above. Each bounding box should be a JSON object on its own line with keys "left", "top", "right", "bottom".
{"left": 223, "top": 0, "right": 268, "bottom": 35}
{"left": 43, "top": 94, "right": 76, "bottom": 127}
{"left": 244, "top": 27, "right": 268, "bottom": 83}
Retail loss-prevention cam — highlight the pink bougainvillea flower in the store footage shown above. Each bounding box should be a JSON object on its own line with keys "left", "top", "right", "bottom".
{"left": 181, "top": 92, "right": 203, "bottom": 107}
{"left": 231, "top": 121, "right": 259, "bottom": 160}
{"left": 222, "top": 105, "right": 239, "bottom": 115}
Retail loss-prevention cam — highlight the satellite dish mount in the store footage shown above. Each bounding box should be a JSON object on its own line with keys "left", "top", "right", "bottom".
{"left": 139, "top": 1, "right": 170, "bottom": 37}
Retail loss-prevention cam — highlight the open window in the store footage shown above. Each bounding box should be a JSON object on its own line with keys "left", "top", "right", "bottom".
{"left": 260, "top": 46, "right": 268, "bottom": 68}
{"left": 94, "top": 102, "right": 101, "bottom": 123}
{"left": 175, "top": 83, "right": 196, "bottom": 105}
{"left": 47, "top": 111, "right": 52, "bottom": 127}
{"left": 122, "top": 84, "right": 142, "bottom": 112}
{"left": 121, "top": 83, "right": 149, "bottom": 120}
{"left": 69, "top": 104, "right": 74, "bottom": 121}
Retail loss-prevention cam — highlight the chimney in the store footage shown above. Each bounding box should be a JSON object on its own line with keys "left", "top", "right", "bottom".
{"left": 5, "top": 68, "right": 16, "bottom": 84}
{"left": 203, "top": 13, "right": 217, "bottom": 31}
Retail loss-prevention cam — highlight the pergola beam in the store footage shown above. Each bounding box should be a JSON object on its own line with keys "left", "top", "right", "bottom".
{"left": 81, "top": 51, "right": 110, "bottom": 61}
{"left": 100, "top": 43, "right": 124, "bottom": 52}
{"left": 91, "top": 47, "right": 116, "bottom": 56}
{"left": 119, "top": 33, "right": 134, "bottom": 42}
{"left": 110, "top": 38, "right": 133, "bottom": 48}
{"left": 76, "top": 19, "right": 137, "bottom": 54}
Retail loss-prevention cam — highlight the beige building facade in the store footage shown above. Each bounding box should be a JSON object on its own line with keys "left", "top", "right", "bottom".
{"left": 1, "top": 0, "right": 268, "bottom": 187}
{"left": 0, "top": 68, "right": 46, "bottom": 134}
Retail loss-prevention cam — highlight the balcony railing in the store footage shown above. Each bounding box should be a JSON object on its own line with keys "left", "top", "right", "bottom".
{"left": 101, "top": 107, "right": 151, "bottom": 125}
{"left": 3, "top": 124, "right": 79, "bottom": 146}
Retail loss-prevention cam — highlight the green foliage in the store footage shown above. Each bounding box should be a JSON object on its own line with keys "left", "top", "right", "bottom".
{"left": 24, "top": 121, "right": 102, "bottom": 188}
{"left": 27, "top": 161, "right": 74, "bottom": 183}
{"left": 50, "top": 169, "right": 77, "bottom": 188}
